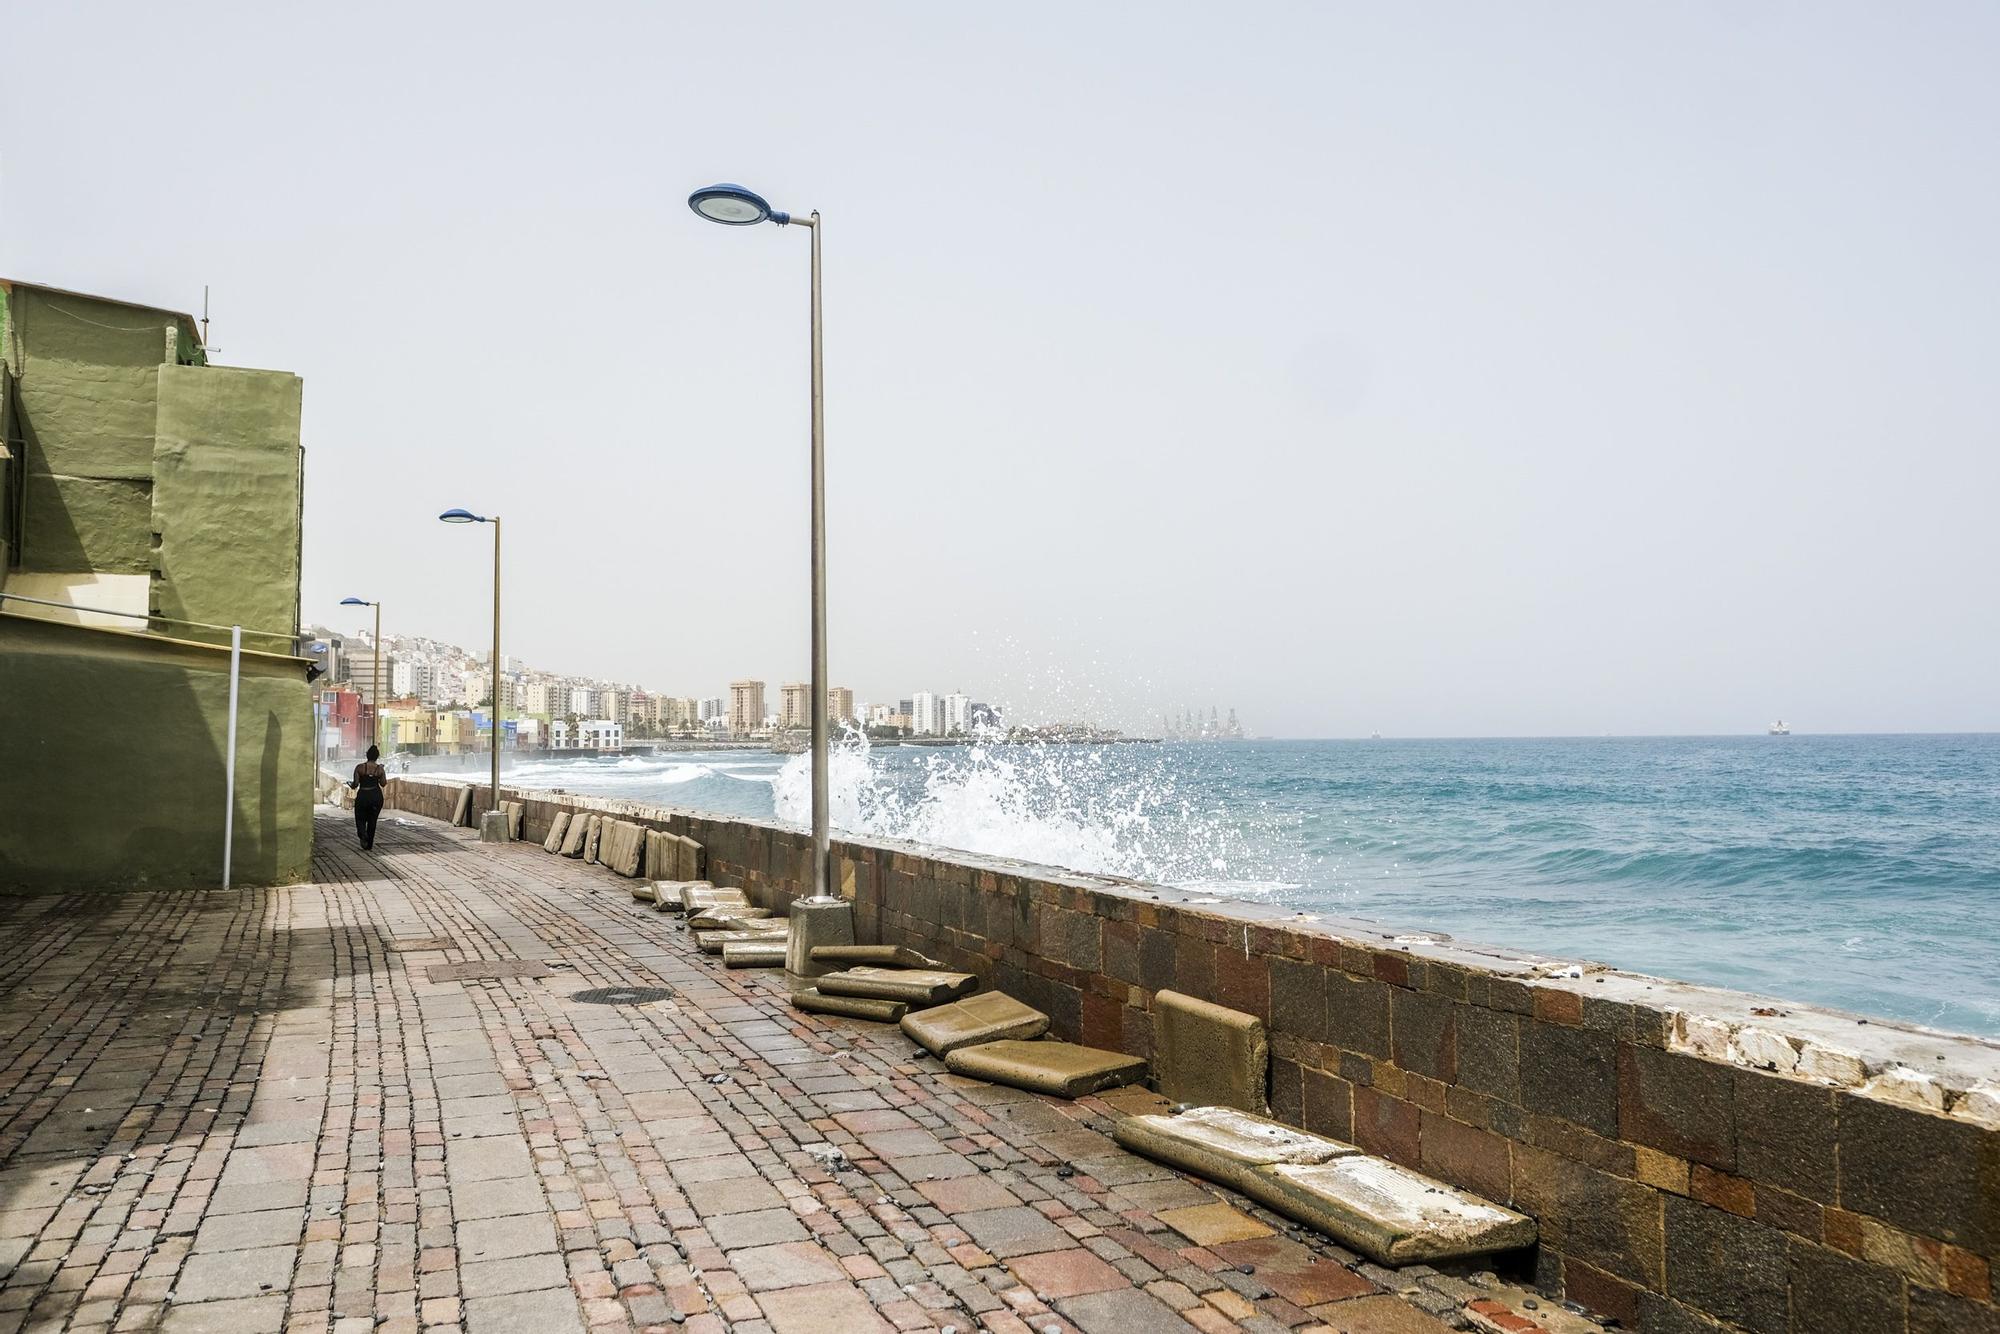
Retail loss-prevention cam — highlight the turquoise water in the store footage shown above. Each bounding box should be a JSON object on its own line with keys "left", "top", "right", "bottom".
{"left": 484, "top": 734, "right": 2000, "bottom": 1036}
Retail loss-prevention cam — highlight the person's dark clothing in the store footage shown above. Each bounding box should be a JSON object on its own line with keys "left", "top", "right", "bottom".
{"left": 353, "top": 764, "right": 385, "bottom": 850}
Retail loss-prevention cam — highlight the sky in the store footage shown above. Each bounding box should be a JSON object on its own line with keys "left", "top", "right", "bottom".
{"left": 4, "top": 2, "right": 1996, "bottom": 737}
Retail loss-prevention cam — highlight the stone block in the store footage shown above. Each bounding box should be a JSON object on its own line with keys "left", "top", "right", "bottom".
{"left": 451, "top": 786, "right": 473, "bottom": 827}
{"left": 1152, "top": 989, "right": 1270, "bottom": 1115}
{"left": 697, "top": 926, "right": 790, "bottom": 956}
{"left": 1662, "top": 1196, "right": 1788, "bottom": 1334}
{"left": 1418, "top": 1111, "right": 1511, "bottom": 1203}
{"left": 1326, "top": 970, "right": 1392, "bottom": 1057}
{"left": 782, "top": 898, "right": 855, "bottom": 981}
{"left": 505, "top": 801, "right": 524, "bottom": 839}
{"left": 673, "top": 883, "right": 737, "bottom": 912}
{"left": 542, "top": 811, "right": 571, "bottom": 854}
{"left": 1455, "top": 1005, "right": 1522, "bottom": 1104}
{"left": 1733, "top": 1069, "right": 1836, "bottom": 1199}
{"left": 676, "top": 835, "right": 702, "bottom": 882}
{"left": 559, "top": 814, "right": 590, "bottom": 857}
{"left": 1838, "top": 1091, "right": 2000, "bottom": 1252}
{"left": 1512, "top": 1144, "right": 1664, "bottom": 1288}
{"left": 901, "top": 991, "right": 1050, "bottom": 1057}
{"left": 1112, "top": 1106, "right": 1355, "bottom": 1194}
{"left": 790, "top": 988, "right": 908, "bottom": 1023}
{"left": 1391, "top": 989, "right": 1457, "bottom": 1081}
{"left": 687, "top": 906, "right": 775, "bottom": 931}
{"left": 583, "top": 814, "right": 602, "bottom": 864}
{"left": 1268, "top": 958, "right": 1328, "bottom": 1045}
{"left": 1519, "top": 1020, "right": 1618, "bottom": 1137}
{"left": 945, "top": 1039, "right": 1147, "bottom": 1098}
{"left": 1243, "top": 1156, "right": 1536, "bottom": 1266}
{"left": 1618, "top": 1044, "right": 1735, "bottom": 1170}
{"left": 1353, "top": 1085, "right": 1421, "bottom": 1165}
{"left": 809, "top": 944, "right": 940, "bottom": 969}
{"left": 722, "top": 939, "right": 788, "bottom": 969}
{"left": 478, "top": 809, "right": 509, "bottom": 842}
{"left": 1787, "top": 1239, "right": 1905, "bottom": 1332}
{"left": 1909, "top": 1287, "right": 2000, "bottom": 1334}
{"left": 817, "top": 967, "right": 975, "bottom": 1007}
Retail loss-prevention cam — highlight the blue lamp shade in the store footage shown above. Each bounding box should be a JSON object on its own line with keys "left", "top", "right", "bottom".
{"left": 438, "top": 508, "right": 485, "bottom": 524}
{"left": 339, "top": 596, "right": 370, "bottom": 606}
{"left": 689, "top": 183, "right": 778, "bottom": 226}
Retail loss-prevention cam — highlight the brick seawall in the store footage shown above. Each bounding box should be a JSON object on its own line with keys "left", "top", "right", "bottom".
{"left": 381, "top": 774, "right": 2000, "bottom": 1333}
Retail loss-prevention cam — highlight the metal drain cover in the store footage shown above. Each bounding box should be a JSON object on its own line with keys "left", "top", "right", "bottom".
{"left": 572, "top": 986, "right": 675, "bottom": 1006}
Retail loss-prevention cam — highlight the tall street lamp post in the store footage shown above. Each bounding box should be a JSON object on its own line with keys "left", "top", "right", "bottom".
{"left": 688, "top": 183, "right": 834, "bottom": 905}
{"left": 339, "top": 597, "right": 381, "bottom": 752}
{"left": 439, "top": 509, "right": 504, "bottom": 834}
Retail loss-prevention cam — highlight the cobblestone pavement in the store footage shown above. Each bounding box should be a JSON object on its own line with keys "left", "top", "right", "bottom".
{"left": 0, "top": 810, "right": 1574, "bottom": 1334}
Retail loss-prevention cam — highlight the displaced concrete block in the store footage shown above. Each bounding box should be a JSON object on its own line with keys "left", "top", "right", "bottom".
{"left": 505, "top": 801, "right": 524, "bottom": 840}
{"left": 451, "top": 787, "right": 473, "bottom": 828}
{"left": 1246, "top": 1157, "right": 1536, "bottom": 1266}
{"left": 603, "top": 820, "right": 645, "bottom": 877}
{"left": 1862, "top": 1066, "right": 1947, "bottom": 1112}
{"left": 560, "top": 814, "right": 590, "bottom": 858}
{"left": 697, "top": 926, "right": 790, "bottom": 955}
{"left": 811, "top": 944, "right": 941, "bottom": 969}
{"left": 945, "top": 1039, "right": 1147, "bottom": 1098}
{"left": 1955, "top": 1082, "right": 2000, "bottom": 1129}
{"left": 478, "top": 810, "right": 509, "bottom": 843}
{"left": 676, "top": 835, "right": 702, "bottom": 882}
{"left": 543, "top": 811, "right": 572, "bottom": 854}
{"left": 688, "top": 906, "right": 776, "bottom": 931}
{"left": 791, "top": 988, "right": 909, "bottom": 1023}
{"left": 583, "top": 815, "right": 603, "bottom": 864}
{"left": 644, "top": 830, "right": 680, "bottom": 880}
{"left": 817, "top": 967, "right": 976, "bottom": 1007}
{"left": 1795, "top": 1042, "right": 1867, "bottom": 1087}
{"left": 1154, "top": 989, "right": 1270, "bottom": 1116}
{"left": 681, "top": 884, "right": 744, "bottom": 911}
{"left": 901, "top": 992, "right": 1049, "bottom": 1057}
{"left": 784, "top": 899, "right": 855, "bottom": 980}
{"left": 722, "top": 939, "right": 789, "bottom": 969}
{"left": 1113, "top": 1106, "right": 1355, "bottom": 1191}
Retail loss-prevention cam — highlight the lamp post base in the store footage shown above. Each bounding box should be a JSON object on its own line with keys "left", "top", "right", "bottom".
{"left": 478, "top": 810, "right": 510, "bottom": 843}
{"left": 785, "top": 897, "right": 855, "bottom": 986}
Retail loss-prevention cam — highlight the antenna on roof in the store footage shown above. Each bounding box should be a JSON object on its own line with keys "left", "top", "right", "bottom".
{"left": 199, "top": 285, "right": 220, "bottom": 356}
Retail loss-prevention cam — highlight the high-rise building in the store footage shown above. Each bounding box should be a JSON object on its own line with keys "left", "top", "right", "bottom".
{"left": 828, "top": 687, "right": 856, "bottom": 726}
{"left": 729, "top": 681, "right": 767, "bottom": 735}
{"left": 944, "top": 692, "right": 972, "bottom": 735}
{"left": 698, "top": 697, "right": 726, "bottom": 725}
{"left": 780, "top": 682, "right": 812, "bottom": 730}
{"left": 910, "top": 691, "right": 940, "bottom": 736}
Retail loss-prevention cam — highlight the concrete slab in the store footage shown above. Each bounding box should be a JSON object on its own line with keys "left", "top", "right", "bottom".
{"left": 900, "top": 991, "right": 1050, "bottom": 1057}
{"left": 1246, "top": 1156, "right": 1536, "bottom": 1265}
{"left": 1112, "top": 1106, "right": 1356, "bottom": 1191}
{"left": 559, "top": 812, "right": 589, "bottom": 857}
{"left": 451, "top": 786, "right": 473, "bottom": 827}
{"left": 542, "top": 811, "right": 571, "bottom": 854}
{"left": 697, "top": 926, "right": 791, "bottom": 956}
{"left": 1153, "top": 988, "right": 1270, "bottom": 1115}
{"left": 810, "top": 944, "right": 941, "bottom": 969}
{"left": 582, "top": 814, "right": 602, "bottom": 864}
{"left": 676, "top": 834, "right": 702, "bottom": 881}
{"left": 723, "top": 939, "right": 790, "bottom": 969}
{"left": 602, "top": 820, "right": 645, "bottom": 877}
{"left": 945, "top": 1039, "right": 1147, "bottom": 1098}
{"left": 479, "top": 809, "right": 509, "bottom": 842}
{"left": 688, "top": 906, "right": 775, "bottom": 931}
{"left": 791, "top": 988, "right": 909, "bottom": 1023}
{"left": 505, "top": 801, "right": 524, "bottom": 840}
{"left": 680, "top": 883, "right": 743, "bottom": 912}
{"left": 817, "top": 967, "right": 976, "bottom": 1007}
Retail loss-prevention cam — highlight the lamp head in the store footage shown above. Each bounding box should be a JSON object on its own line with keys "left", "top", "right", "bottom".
{"left": 438, "top": 508, "right": 485, "bottom": 524}
{"left": 339, "top": 597, "right": 372, "bottom": 607}
{"left": 688, "top": 183, "right": 790, "bottom": 227}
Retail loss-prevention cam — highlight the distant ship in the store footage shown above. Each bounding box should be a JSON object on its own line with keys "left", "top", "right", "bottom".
{"left": 1768, "top": 720, "right": 1791, "bottom": 736}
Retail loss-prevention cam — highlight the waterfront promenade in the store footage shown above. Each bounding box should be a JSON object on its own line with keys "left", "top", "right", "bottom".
{"left": 0, "top": 809, "right": 1588, "bottom": 1334}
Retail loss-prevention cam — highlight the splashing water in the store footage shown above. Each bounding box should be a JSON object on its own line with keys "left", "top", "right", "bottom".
{"left": 772, "top": 733, "right": 1303, "bottom": 896}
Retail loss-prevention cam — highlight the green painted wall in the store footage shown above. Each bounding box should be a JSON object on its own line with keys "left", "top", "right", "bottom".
{"left": 0, "top": 615, "right": 314, "bottom": 890}
{"left": 152, "top": 366, "right": 303, "bottom": 634}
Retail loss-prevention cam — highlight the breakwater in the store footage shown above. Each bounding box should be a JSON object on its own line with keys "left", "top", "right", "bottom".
{"left": 374, "top": 773, "right": 2000, "bottom": 1332}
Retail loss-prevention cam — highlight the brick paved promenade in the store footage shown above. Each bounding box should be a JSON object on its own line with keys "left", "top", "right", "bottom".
{"left": 0, "top": 809, "right": 1568, "bottom": 1334}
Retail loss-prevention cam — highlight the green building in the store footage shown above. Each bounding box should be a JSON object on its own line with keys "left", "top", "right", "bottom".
{"left": 0, "top": 280, "right": 313, "bottom": 889}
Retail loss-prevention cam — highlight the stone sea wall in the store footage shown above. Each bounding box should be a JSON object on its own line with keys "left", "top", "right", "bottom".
{"left": 382, "top": 775, "right": 2000, "bottom": 1333}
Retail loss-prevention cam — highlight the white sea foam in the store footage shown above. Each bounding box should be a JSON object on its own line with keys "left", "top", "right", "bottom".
{"left": 771, "top": 735, "right": 1292, "bottom": 895}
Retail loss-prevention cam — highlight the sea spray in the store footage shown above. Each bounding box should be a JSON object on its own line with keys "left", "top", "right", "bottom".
{"left": 772, "top": 732, "right": 1305, "bottom": 895}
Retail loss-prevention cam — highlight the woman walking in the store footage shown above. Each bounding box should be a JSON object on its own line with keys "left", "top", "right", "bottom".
{"left": 349, "top": 745, "right": 387, "bottom": 850}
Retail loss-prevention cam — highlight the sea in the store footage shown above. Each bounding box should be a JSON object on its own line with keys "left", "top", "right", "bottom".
{"left": 430, "top": 734, "right": 2000, "bottom": 1037}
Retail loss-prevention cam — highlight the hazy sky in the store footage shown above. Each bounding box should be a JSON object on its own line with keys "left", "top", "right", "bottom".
{"left": 6, "top": 3, "right": 1996, "bottom": 737}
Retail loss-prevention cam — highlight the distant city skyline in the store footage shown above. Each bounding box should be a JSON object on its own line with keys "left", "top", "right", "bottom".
{"left": 9, "top": 4, "right": 1997, "bottom": 736}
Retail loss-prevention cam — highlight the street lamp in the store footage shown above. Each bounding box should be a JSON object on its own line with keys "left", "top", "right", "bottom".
{"left": 689, "top": 182, "right": 834, "bottom": 905}
{"left": 439, "top": 508, "right": 503, "bottom": 830}
{"left": 339, "top": 597, "right": 382, "bottom": 753}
